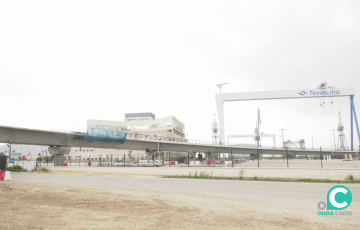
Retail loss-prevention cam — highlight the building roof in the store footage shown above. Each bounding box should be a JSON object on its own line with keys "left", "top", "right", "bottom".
{"left": 125, "top": 112, "right": 155, "bottom": 119}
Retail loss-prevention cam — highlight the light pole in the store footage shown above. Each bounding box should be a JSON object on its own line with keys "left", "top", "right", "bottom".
{"left": 279, "top": 135, "right": 282, "bottom": 147}
{"left": 311, "top": 135, "right": 314, "bottom": 150}
{"left": 332, "top": 129, "right": 336, "bottom": 151}
{"left": 278, "top": 129, "right": 287, "bottom": 144}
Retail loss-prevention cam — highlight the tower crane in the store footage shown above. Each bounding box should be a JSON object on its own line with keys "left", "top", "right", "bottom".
{"left": 337, "top": 112, "right": 349, "bottom": 151}
{"left": 217, "top": 83, "right": 228, "bottom": 94}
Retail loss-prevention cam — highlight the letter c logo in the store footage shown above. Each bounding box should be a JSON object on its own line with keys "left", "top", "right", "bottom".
{"left": 329, "top": 188, "right": 348, "bottom": 208}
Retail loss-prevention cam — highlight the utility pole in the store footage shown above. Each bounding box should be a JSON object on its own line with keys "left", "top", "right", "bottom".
{"left": 217, "top": 83, "right": 228, "bottom": 94}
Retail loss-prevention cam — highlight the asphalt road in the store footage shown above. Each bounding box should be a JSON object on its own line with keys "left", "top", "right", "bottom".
{"left": 10, "top": 173, "right": 360, "bottom": 205}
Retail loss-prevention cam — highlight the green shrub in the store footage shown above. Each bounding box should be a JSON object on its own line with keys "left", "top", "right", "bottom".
{"left": 346, "top": 174, "right": 354, "bottom": 181}
{"left": 7, "top": 165, "right": 28, "bottom": 172}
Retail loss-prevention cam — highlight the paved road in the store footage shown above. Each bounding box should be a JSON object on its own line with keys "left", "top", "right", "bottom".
{"left": 11, "top": 173, "right": 360, "bottom": 205}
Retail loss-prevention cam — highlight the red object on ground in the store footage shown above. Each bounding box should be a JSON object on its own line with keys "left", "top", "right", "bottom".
{"left": 185, "top": 161, "right": 189, "bottom": 164}
{"left": 171, "top": 161, "right": 176, "bottom": 165}
{"left": 22, "top": 156, "right": 26, "bottom": 160}
{"left": 88, "top": 162, "right": 92, "bottom": 167}
{"left": 0, "top": 171, "right": 6, "bottom": 181}
{"left": 63, "top": 163, "right": 68, "bottom": 166}
{"left": 207, "top": 161, "right": 216, "bottom": 165}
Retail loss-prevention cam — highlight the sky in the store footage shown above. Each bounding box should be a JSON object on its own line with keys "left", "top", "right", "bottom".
{"left": 0, "top": 0, "right": 359, "bottom": 150}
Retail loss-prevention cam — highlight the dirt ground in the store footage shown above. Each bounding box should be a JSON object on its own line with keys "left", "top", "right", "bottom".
{"left": 0, "top": 174, "right": 358, "bottom": 230}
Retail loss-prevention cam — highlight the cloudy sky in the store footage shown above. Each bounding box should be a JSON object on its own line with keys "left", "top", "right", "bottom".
{"left": 1, "top": 0, "right": 359, "bottom": 149}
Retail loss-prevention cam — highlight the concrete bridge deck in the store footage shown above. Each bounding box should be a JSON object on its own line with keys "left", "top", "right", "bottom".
{"left": 0, "top": 125, "right": 356, "bottom": 156}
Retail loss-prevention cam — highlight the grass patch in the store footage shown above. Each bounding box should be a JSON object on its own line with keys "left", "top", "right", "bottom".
{"left": 164, "top": 175, "right": 360, "bottom": 184}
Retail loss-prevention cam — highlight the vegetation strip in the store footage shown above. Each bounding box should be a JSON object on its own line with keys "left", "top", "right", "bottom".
{"left": 164, "top": 173, "right": 360, "bottom": 184}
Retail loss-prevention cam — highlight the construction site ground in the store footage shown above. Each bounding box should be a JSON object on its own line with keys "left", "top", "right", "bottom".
{"left": 0, "top": 171, "right": 359, "bottom": 230}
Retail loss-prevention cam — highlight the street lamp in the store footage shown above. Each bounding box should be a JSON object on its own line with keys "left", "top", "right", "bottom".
{"left": 279, "top": 135, "right": 282, "bottom": 147}
{"left": 311, "top": 135, "right": 314, "bottom": 150}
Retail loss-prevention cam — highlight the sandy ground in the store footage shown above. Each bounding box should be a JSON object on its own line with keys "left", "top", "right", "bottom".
{"left": 0, "top": 173, "right": 359, "bottom": 230}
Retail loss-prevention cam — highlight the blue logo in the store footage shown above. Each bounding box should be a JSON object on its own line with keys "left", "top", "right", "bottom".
{"left": 9, "top": 158, "right": 15, "bottom": 163}
{"left": 298, "top": 91, "right": 308, "bottom": 96}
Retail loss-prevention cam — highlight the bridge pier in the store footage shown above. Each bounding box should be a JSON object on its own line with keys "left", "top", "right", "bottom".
{"left": 48, "top": 146, "right": 71, "bottom": 166}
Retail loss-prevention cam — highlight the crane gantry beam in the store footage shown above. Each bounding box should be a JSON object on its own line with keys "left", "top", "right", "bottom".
{"left": 215, "top": 87, "right": 356, "bottom": 147}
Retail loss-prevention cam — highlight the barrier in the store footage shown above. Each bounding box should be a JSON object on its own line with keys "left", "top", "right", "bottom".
{"left": 207, "top": 161, "right": 216, "bottom": 165}
{"left": 0, "top": 171, "right": 11, "bottom": 181}
{"left": 171, "top": 161, "right": 178, "bottom": 165}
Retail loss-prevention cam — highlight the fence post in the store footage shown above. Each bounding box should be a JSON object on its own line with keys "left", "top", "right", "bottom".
{"left": 124, "top": 154, "right": 125, "bottom": 167}
{"left": 208, "top": 151, "right": 210, "bottom": 167}
{"left": 111, "top": 154, "right": 112, "bottom": 167}
{"left": 257, "top": 148, "right": 259, "bottom": 168}
{"left": 169, "top": 152, "right": 170, "bottom": 167}
{"left": 286, "top": 147, "right": 289, "bottom": 168}
{"left": 218, "top": 153, "right": 220, "bottom": 167}
{"left": 188, "top": 150, "right": 190, "bottom": 167}
{"left": 231, "top": 150, "right": 233, "bottom": 167}
{"left": 320, "top": 146, "right": 323, "bottom": 168}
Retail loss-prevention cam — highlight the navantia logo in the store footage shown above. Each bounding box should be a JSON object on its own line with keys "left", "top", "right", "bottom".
{"left": 298, "top": 91, "right": 307, "bottom": 96}
{"left": 318, "top": 185, "right": 353, "bottom": 216}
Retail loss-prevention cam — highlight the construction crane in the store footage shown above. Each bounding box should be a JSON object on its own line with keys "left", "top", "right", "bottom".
{"left": 212, "top": 113, "right": 219, "bottom": 144}
{"left": 254, "top": 108, "right": 261, "bottom": 147}
{"left": 217, "top": 83, "right": 228, "bottom": 94}
{"left": 337, "top": 112, "right": 349, "bottom": 151}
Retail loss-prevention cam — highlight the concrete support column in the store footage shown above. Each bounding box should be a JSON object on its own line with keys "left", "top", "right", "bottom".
{"left": 48, "top": 146, "right": 71, "bottom": 166}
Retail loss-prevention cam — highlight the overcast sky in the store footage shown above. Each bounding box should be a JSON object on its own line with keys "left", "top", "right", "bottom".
{"left": 1, "top": 1, "right": 359, "bottom": 149}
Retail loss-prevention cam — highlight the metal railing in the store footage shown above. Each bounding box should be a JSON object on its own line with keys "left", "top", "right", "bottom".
{"left": 39, "top": 127, "right": 356, "bottom": 152}
{"left": 125, "top": 133, "right": 349, "bottom": 152}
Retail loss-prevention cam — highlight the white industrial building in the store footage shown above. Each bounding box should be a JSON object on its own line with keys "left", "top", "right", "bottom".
{"left": 87, "top": 112, "right": 185, "bottom": 139}
{"left": 67, "top": 112, "right": 186, "bottom": 161}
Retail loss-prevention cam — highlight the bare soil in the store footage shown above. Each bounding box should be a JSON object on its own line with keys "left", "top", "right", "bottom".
{"left": 0, "top": 178, "right": 358, "bottom": 230}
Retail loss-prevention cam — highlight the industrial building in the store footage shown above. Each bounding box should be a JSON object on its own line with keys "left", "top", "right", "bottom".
{"left": 69, "top": 112, "right": 186, "bottom": 161}
{"left": 87, "top": 112, "right": 185, "bottom": 139}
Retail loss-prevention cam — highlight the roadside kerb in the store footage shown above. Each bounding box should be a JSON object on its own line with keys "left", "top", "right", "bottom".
{"left": 38, "top": 166, "right": 360, "bottom": 180}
